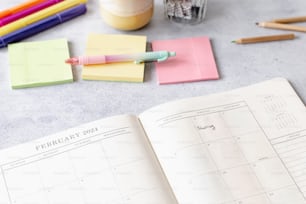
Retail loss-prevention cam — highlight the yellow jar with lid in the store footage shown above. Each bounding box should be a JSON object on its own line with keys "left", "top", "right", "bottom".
{"left": 99, "top": 0, "right": 154, "bottom": 31}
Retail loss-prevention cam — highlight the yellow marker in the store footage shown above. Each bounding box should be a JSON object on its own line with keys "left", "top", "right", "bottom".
{"left": 0, "top": 0, "right": 87, "bottom": 36}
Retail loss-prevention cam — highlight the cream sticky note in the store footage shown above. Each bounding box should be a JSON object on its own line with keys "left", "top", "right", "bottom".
{"left": 152, "top": 36, "right": 219, "bottom": 84}
{"left": 82, "top": 34, "right": 147, "bottom": 82}
{"left": 8, "top": 39, "right": 73, "bottom": 89}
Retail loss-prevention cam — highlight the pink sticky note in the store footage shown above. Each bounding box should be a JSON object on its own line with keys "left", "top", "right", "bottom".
{"left": 152, "top": 36, "right": 219, "bottom": 84}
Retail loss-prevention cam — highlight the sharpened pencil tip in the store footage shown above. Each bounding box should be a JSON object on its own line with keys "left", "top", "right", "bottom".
{"left": 255, "top": 22, "right": 259, "bottom": 25}
{"left": 231, "top": 40, "right": 236, "bottom": 43}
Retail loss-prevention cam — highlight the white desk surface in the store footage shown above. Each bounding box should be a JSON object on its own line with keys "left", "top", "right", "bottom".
{"left": 0, "top": 0, "right": 305, "bottom": 149}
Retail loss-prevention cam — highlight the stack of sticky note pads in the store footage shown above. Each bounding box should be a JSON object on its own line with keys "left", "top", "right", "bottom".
{"left": 2, "top": 0, "right": 88, "bottom": 88}
{"left": 0, "top": 0, "right": 87, "bottom": 48}
{"left": 81, "top": 34, "right": 219, "bottom": 84}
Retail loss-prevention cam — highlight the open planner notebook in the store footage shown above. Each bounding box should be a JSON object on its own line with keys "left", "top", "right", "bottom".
{"left": 1, "top": 78, "right": 306, "bottom": 204}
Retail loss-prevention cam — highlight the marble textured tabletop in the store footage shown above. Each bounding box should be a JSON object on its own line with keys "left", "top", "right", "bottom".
{"left": 0, "top": 0, "right": 305, "bottom": 149}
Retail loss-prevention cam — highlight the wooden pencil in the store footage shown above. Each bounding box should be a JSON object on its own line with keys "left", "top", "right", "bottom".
{"left": 232, "top": 33, "right": 295, "bottom": 44}
{"left": 271, "top": 16, "right": 306, "bottom": 24}
{"left": 256, "top": 22, "right": 306, "bottom": 32}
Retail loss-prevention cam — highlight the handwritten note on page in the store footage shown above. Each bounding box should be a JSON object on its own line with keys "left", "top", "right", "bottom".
{"left": 139, "top": 78, "right": 306, "bottom": 204}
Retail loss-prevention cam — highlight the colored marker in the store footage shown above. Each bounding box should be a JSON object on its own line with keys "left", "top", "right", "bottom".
{"left": 0, "top": 0, "right": 63, "bottom": 27}
{"left": 0, "top": 0, "right": 87, "bottom": 36}
{"left": 65, "top": 51, "right": 176, "bottom": 65}
{"left": 0, "top": 0, "right": 46, "bottom": 19}
{"left": 0, "top": 4, "right": 87, "bottom": 48}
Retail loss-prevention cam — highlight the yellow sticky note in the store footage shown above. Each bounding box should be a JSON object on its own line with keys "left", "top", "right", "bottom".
{"left": 8, "top": 39, "right": 73, "bottom": 89}
{"left": 82, "top": 34, "right": 147, "bottom": 82}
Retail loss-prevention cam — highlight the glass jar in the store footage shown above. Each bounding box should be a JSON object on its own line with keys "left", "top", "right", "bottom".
{"left": 164, "top": 0, "right": 207, "bottom": 24}
{"left": 99, "top": 0, "right": 154, "bottom": 31}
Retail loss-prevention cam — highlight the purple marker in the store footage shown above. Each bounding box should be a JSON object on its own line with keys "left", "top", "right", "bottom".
{"left": 0, "top": 4, "right": 87, "bottom": 48}
{"left": 0, "top": 0, "right": 63, "bottom": 27}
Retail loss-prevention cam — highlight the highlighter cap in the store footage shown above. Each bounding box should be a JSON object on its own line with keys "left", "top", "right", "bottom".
{"left": 59, "top": 3, "right": 87, "bottom": 22}
{"left": 0, "top": 38, "right": 5, "bottom": 48}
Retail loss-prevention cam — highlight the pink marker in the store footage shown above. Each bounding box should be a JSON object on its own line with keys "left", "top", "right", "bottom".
{"left": 0, "top": 0, "right": 63, "bottom": 27}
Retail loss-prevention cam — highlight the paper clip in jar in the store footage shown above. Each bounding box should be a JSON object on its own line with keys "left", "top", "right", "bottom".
{"left": 164, "top": 0, "right": 207, "bottom": 24}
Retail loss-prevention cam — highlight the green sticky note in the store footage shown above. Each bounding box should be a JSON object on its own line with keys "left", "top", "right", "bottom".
{"left": 8, "top": 39, "right": 73, "bottom": 89}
